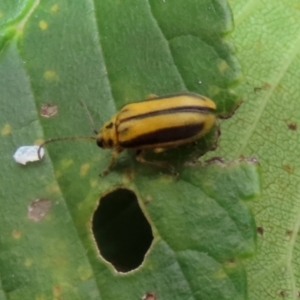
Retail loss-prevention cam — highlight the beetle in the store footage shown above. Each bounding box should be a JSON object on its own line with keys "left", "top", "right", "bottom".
{"left": 38, "top": 92, "right": 217, "bottom": 175}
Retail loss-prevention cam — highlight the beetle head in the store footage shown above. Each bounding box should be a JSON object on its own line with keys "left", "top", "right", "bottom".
{"left": 96, "top": 137, "right": 103, "bottom": 148}
{"left": 96, "top": 117, "right": 117, "bottom": 149}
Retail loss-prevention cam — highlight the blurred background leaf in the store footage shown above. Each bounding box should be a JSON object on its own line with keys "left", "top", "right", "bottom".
{"left": 211, "top": 0, "right": 300, "bottom": 299}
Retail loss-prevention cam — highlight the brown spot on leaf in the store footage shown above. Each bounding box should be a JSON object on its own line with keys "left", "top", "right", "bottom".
{"left": 286, "top": 121, "right": 297, "bottom": 131}
{"left": 224, "top": 258, "right": 237, "bottom": 268}
{"left": 279, "top": 290, "right": 286, "bottom": 298}
{"left": 257, "top": 227, "right": 264, "bottom": 235}
{"left": 282, "top": 165, "right": 294, "bottom": 174}
{"left": 28, "top": 198, "right": 52, "bottom": 222}
{"left": 262, "top": 82, "right": 271, "bottom": 90}
{"left": 40, "top": 103, "right": 58, "bottom": 118}
{"left": 253, "top": 82, "right": 271, "bottom": 92}
{"left": 141, "top": 292, "right": 157, "bottom": 300}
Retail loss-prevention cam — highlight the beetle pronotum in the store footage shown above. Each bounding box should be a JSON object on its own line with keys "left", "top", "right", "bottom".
{"left": 38, "top": 92, "right": 217, "bottom": 175}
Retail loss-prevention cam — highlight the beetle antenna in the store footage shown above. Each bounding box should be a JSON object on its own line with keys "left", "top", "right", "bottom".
{"left": 38, "top": 136, "right": 97, "bottom": 159}
{"left": 79, "top": 100, "right": 99, "bottom": 134}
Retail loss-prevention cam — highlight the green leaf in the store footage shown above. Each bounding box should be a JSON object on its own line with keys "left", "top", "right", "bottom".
{"left": 209, "top": 0, "right": 300, "bottom": 299}
{"left": 0, "top": 0, "right": 260, "bottom": 299}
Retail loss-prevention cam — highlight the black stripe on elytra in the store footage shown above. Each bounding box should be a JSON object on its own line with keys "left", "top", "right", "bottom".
{"left": 122, "top": 106, "right": 213, "bottom": 123}
{"left": 120, "top": 123, "right": 204, "bottom": 148}
{"left": 105, "top": 122, "right": 114, "bottom": 129}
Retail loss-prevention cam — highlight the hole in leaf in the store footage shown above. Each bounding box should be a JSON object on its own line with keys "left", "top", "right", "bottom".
{"left": 92, "top": 188, "right": 153, "bottom": 272}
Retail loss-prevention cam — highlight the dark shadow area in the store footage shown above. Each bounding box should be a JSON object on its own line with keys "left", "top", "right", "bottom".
{"left": 92, "top": 188, "right": 153, "bottom": 272}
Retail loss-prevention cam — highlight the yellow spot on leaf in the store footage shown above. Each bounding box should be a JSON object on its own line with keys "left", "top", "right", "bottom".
{"left": 146, "top": 94, "right": 158, "bottom": 100}
{"left": 294, "top": 4, "right": 300, "bottom": 10}
{"left": 80, "top": 163, "right": 90, "bottom": 176}
{"left": 0, "top": 11, "right": 3, "bottom": 19}
{"left": 12, "top": 230, "right": 21, "bottom": 239}
{"left": 123, "top": 168, "right": 135, "bottom": 183}
{"left": 39, "top": 20, "right": 48, "bottom": 30}
{"left": 208, "top": 85, "right": 220, "bottom": 95}
{"left": 78, "top": 265, "right": 92, "bottom": 281}
{"left": 218, "top": 60, "right": 229, "bottom": 74}
{"left": 51, "top": 4, "right": 59, "bottom": 12}
{"left": 145, "top": 195, "right": 153, "bottom": 203}
{"left": 35, "top": 138, "right": 44, "bottom": 145}
{"left": 90, "top": 179, "right": 98, "bottom": 188}
{"left": 53, "top": 285, "right": 62, "bottom": 297}
{"left": 214, "top": 267, "right": 227, "bottom": 279}
{"left": 1, "top": 123, "right": 11, "bottom": 136}
{"left": 46, "top": 183, "right": 60, "bottom": 194}
{"left": 224, "top": 259, "right": 237, "bottom": 269}
{"left": 24, "top": 258, "right": 33, "bottom": 267}
{"left": 44, "top": 70, "right": 58, "bottom": 81}
{"left": 55, "top": 170, "right": 63, "bottom": 178}
{"left": 60, "top": 159, "right": 74, "bottom": 170}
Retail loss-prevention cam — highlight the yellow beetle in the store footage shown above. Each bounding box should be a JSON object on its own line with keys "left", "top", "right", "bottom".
{"left": 39, "top": 92, "right": 216, "bottom": 175}
{"left": 96, "top": 92, "right": 216, "bottom": 174}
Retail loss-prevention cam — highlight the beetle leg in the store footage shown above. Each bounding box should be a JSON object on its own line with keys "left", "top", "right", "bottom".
{"left": 101, "top": 148, "right": 122, "bottom": 176}
{"left": 136, "top": 150, "right": 177, "bottom": 175}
